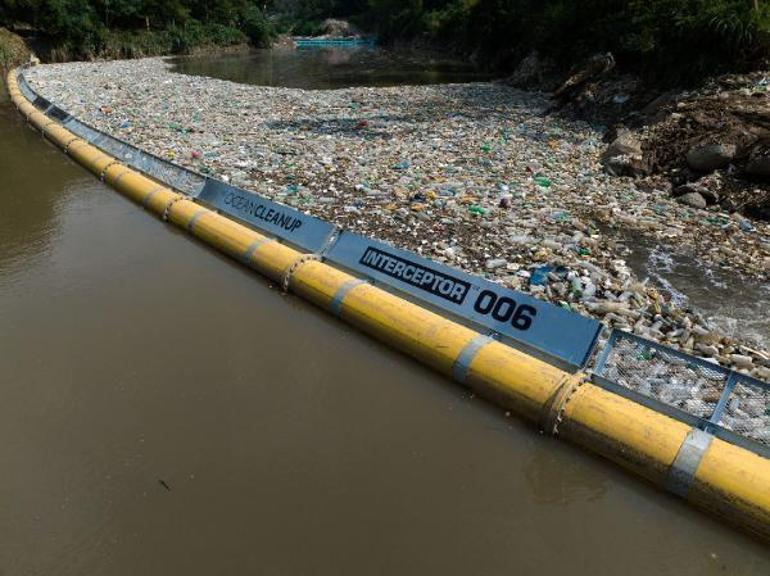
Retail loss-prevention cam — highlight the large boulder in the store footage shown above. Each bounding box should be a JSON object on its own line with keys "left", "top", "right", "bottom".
{"left": 677, "top": 191, "right": 707, "bottom": 209}
{"left": 503, "top": 51, "right": 559, "bottom": 90}
{"left": 686, "top": 143, "right": 736, "bottom": 172}
{"left": 673, "top": 172, "right": 724, "bottom": 205}
{"left": 553, "top": 52, "right": 616, "bottom": 101}
{"left": 745, "top": 146, "right": 770, "bottom": 178}
{"left": 601, "top": 129, "right": 647, "bottom": 177}
{"left": 674, "top": 182, "right": 718, "bottom": 205}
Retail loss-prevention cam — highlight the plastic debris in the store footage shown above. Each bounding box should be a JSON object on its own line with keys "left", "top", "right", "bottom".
{"left": 23, "top": 58, "right": 770, "bottom": 384}
{"left": 534, "top": 175, "right": 552, "bottom": 188}
{"left": 530, "top": 265, "right": 553, "bottom": 286}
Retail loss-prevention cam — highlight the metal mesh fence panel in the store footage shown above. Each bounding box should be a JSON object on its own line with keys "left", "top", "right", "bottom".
{"left": 131, "top": 153, "right": 206, "bottom": 196}
{"left": 718, "top": 377, "right": 770, "bottom": 446}
{"left": 64, "top": 118, "right": 104, "bottom": 144}
{"left": 595, "top": 331, "right": 770, "bottom": 453}
{"left": 90, "top": 133, "right": 139, "bottom": 162}
{"left": 20, "top": 73, "right": 206, "bottom": 196}
{"left": 597, "top": 333, "right": 728, "bottom": 420}
{"left": 65, "top": 120, "right": 205, "bottom": 196}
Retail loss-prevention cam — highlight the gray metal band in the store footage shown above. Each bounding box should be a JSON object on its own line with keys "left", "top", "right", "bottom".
{"left": 64, "top": 136, "right": 82, "bottom": 154}
{"left": 99, "top": 160, "right": 121, "bottom": 181}
{"left": 112, "top": 170, "right": 129, "bottom": 187}
{"left": 330, "top": 279, "right": 367, "bottom": 317}
{"left": 317, "top": 228, "right": 340, "bottom": 256}
{"left": 109, "top": 166, "right": 131, "bottom": 186}
{"left": 161, "top": 195, "right": 184, "bottom": 221}
{"left": 452, "top": 335, "right": 493, "bottom": 384}
{"left": 241, "top": 237, "right": 273, "bottom": 264}
{"left": 665, "top": 428, "right": 714, "bottom": 497}
{"left": 187, "top": 209, "right": 208, "bottom": 232}
{"left": 142, "top": 186, "right": 165, "bottom": 209}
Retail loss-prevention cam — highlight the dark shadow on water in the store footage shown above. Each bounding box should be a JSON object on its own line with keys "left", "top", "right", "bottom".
{"left": 171, "top": 46, "right": 495, "bottom": 90}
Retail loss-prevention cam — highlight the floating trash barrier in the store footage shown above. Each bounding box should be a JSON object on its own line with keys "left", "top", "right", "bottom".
{"left": 17, "top": 65, "right": 770, "bottom": 456}
{"left": 294, "top": 37, "right": 376, "bottom": 48}
{"left": 594, "top": 330, "right": 769, "bottom": 455}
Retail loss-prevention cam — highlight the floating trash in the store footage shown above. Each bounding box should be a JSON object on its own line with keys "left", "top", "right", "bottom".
{"left": 22, "top": 58, "right": 770, "bottom": 383}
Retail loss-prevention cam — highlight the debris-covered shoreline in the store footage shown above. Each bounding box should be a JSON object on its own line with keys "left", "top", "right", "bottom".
{"left": 25, "top": 58, "right": 770, "bottom": 384}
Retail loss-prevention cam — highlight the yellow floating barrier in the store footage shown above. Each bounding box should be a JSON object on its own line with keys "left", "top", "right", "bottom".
{"left": 8, "top": 68, "right": 769, "bottom": 540}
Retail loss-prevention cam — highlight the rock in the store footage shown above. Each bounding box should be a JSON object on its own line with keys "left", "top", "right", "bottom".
{"left": 745, "top": 148, "right": 770, "bottom": 178}
{"left": 503, "top": 51, "right": 557, "bottom": 90}
{"left": 601, "top": 129, "right": 646, "bottom": 177}
{"left": 604, "top": 129, "right": 642, "bottom": 158}
{"left": 676, "top": 191, "right": 707, "bottom": 209}
{"left": 553, "top": 53, "right": 615, "bottom": 101}
{"left": 686, "top": 143, "right": 736, "bottom": 172}
{"left": 319, "top": 18, "right": 360, "bottom": 38}
{"left": 673, "top": 181, "right": 719, "bottom": 205}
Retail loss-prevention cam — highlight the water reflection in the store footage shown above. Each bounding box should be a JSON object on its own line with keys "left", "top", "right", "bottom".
{"left": 171, "top": 46, "right": 494, "bottom": 90}
{"left": 0, "top": 87, "right": 81, "bottom": 274}
{"left": 525, "top": 448, "right": 608, "bottom": 505}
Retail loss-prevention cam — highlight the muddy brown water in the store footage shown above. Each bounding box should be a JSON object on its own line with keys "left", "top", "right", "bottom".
{"left": 2, "top": 84, "right": 770, "bottom": 575}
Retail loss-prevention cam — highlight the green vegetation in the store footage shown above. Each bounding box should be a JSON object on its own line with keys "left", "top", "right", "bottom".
{"left": 0, "top": 1, "right": 272, "bottom": 60}
{"left": 272, "top": 0, "right": 770, "bottom": 82}
{"left": 0, "top": 26, "right": 30, "bottom": 70}
{"left": 2, "top": 0, "right": 769, "bottom": 81}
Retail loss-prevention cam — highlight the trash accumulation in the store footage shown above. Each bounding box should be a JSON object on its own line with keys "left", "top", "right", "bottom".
{"left": 25, "top": 59, "right": 770, "bottom": 388}
{"left": 635, "top": 72, "right": 770, "bottom": 221}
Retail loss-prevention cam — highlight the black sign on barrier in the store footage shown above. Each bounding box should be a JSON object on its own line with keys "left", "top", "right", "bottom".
{"left": 46, "top": 106, "right": 71, "bottom": 122}
{"left": 325, "top": 231, "right": 602, "bottom": 368}
{"left": 32, "top": 96, "right": 51, "bottom": 111}
{"left": 197, "top": 180, "right": 337, "bottom": 253}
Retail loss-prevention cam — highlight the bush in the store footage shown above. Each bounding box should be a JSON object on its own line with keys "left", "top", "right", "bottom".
{"left": 0, "top": 27, "right": 31, "bottom": 71}
{"left": 243, "top": 5, "right": 272, "bottom": 47}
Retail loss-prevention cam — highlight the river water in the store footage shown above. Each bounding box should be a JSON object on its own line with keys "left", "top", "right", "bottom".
{"left": 171, "top": 46, "right": 494, "bottom": 89}
{"left": 1, "top": 69, "right": 769, "bottom": 573}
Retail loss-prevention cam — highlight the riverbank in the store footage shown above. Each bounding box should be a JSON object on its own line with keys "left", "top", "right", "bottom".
{"left": 24, "top": 58, "right": 770, "bottom": 381}
{"left": 0, "top": 28, "right": 30, "bottom": 71}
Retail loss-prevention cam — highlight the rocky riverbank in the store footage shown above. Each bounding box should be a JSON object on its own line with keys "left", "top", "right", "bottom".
{"left": 0, "top": 28, "right": 30, "bottom": 72}
{"left": 24, "top": 58, "right": 770, "bottom": 384}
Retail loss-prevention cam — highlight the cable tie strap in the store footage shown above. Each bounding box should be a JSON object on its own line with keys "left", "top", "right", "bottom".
{"left": 161, "top": 195, "right": 185, "bottom": 222}
{"left": 541, "top": 374, "right": 586, "bottom": 437}
{"left": 282, "top": 254, "right": 321, "bottom": 293}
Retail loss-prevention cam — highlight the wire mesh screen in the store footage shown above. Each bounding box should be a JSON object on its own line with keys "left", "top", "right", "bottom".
{"left": 47, "top": 106, "right": 70, "bottom": 122}
{"left": 90, "top": 133, "right": 205, "bottom": 196}
{"left": 596, "top": 333, "right": 728, "bottom": 420}
{"left": 32, "top": 95, "right": 51, "bottom": 111}
{"left": 90, "top": 133, "right": 142, "bottom": 164}
{"left": 20, "top": 74, "right": 206, "bottom": 197}
{"left": 718, "top": 377, "right": 770, "bottom": 446}
{"left": 131, "top": 153, "right": 206, "bottom": 196}
{"left": 595, "top": 330, "right": 769, "bottom": 452}
{"left": 64, "top": 118, "right": 103, "bottom": 144}
{"left": 64, "top": 119, "right": 205, "bottom": 196}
